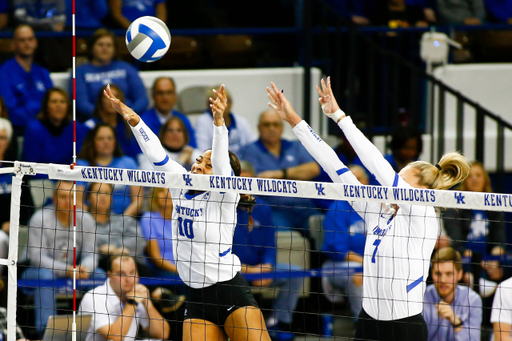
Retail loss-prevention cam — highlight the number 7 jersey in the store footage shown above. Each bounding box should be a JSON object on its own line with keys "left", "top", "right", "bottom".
{"left": 131, "top": 118, "right": 241, "bottom": 288}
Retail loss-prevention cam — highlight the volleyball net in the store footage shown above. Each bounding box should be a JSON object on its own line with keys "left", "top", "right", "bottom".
{"left": 2, "top": 161, "right": 512, "bottom": 341}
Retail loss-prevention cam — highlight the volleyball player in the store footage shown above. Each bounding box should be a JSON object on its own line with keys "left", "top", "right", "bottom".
{"left": 266, "top": 78, "right": 470, "bottom": 341}
{"left": 104, "top": 84, "right": 271, "bottom": 341}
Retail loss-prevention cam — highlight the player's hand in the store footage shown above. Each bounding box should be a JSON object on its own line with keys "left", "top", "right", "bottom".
{"left": 104, "top": 84, "right": 140, "bottom": 127}
{"left": 316, "top": 77, "right": 345, "bottom": 122}
{"left": 266, "top": 82, "right": 301, "bottom": 127}
{"left": 436, "top": 301, "right": 457, "bottom": 325}
{"left": 210, "top": 85, "right": 227, "bottom": 127}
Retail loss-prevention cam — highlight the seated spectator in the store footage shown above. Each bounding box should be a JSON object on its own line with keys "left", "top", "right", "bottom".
{"left": 140, "top": 77, "right": 197, "bottom": 148}
{"left": 108, "top": 0, "right": 167, "bottom": 29}
{"left": 321, "top": 165, "right": 368, "bottom": 320}
{"left": 442, "top": 161, "right": 506, "bottom": 258}
{"left": 436, "top": 0, "right": 485, "bottom": 25}
{"left": 385, "top": 125, "right": 423, "bottom": 173}
{"left": 140, "top": 187, "right": 178, "bottom": 276}
{"left": 233, "top": 161, "right": 302, "bottom": 341}
{"left": 22, "top": 88, "right": 88, "bottom": 165}
{"left": 74, "top": 28, "right": 148, "bottom": 120}
{"left": 240, "top": 109, "right": 320, "bottom": 235}
{"left": 76, "top": 123, "right": 142, "bottom": 216}
{"left": 65, "top": 0, "right": 108, "bottom": 29}
{"left": 485, "top": 0, "right": 512, "bottom": 23}
{"left": 195, "top": 85, "right": 256, "bottom": 155}
{"left": 21, "top": 181, "right": 105, "bottom": 336}
{"left": 138, "top": 116, "right": 202, "bottom": 171}
{"left": 13, "top": 0, "right": 66, "bottom": 31}
{"left": 85, "top": 85, "right": 141, "bottom": 159}
{"left": 322, "top": 0, "right": 377, "bottom": 25}
{"left": 0, "top": 25, "right": 53, "bottom": 134}
{"left": 406, "top": 0, "right": 437, "bottom": 23}
{"left": 423, "top": 247, "right": 482, "bottom": 341}
{"left": 86, "top": 182, "right": 146, "bottom": 271}
{"left": 79, "top": 254, "right": 170, "bottom": 341}
{"left": 491, "top": 276, "right": 512, "bottom": 341}
{"left": 371, "top": 0, "right": 429, "bottom": 27}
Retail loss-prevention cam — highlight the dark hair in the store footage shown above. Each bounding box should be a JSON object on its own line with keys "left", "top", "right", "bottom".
{"left": 37, "top": 88, "right": 72, "bottom": 124}
{"left": 159, "top": 116, "right": 190, "bottom": 146}
{"left": 87, "top": 28, "right": 116, "bottom": 61}
{"left": 0, "top": 95, "right": 8, "bottom": 119}
{"left": 389, "top": 126, "right": 423, "bottom": 158}
{"left": 107, "top": 253, "right": 134, "bottom": 273}
{"left": 92, "top": 84, "right": 132, "bottom": 137}
{"left": 151, "top": 76, "right": 176, "bottom": 93}
{"left": 77, "top": 122, "right": 124, "bottom": 165}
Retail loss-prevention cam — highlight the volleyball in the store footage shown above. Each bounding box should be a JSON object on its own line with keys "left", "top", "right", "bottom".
{"left": 125, "top": 16, "right": 171, "bottom": 63}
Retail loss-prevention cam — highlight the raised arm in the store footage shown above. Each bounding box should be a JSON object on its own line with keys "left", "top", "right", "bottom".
{"left": 104, "top": 84, "right": 186, "bottom": 174}
{"left": 209, "top": 85, "right": 233, "bottom": 176}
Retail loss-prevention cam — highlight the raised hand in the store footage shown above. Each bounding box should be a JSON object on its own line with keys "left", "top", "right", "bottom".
{"left": 266, "top": 82, "right": 301, "bottom": 127}
{"left": 210, "top": 85, "right": 227, "bottom": 127}
{"left": 104, "top": 84, "right": 140, "bottom": 127}
{"left": 317, "top": 77, "right": 345, "bottom": 122}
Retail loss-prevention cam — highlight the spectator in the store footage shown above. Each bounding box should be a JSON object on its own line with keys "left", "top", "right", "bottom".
{"left": 140, "top": 186, "right": 177, "bottom": 276}
{"left": 0, "top": 25, "right": 53, "bottom": 134}
{"left": 108, "top": 0, "right": 167, "bottom": 29}
{"left": 423, "top": 247, "right": 482, "bottom": 341}
{"left": 240, "top": 108, "right": 320, "bottom": 235}
{"left": 485, "top": 0, "right": 512, "bottom": 24}
{"left": 140, "top": 77, "right": 197, "bottom": 148}
{"left": 436, "top": 0, "right": 485, "bottom": 25}
{"left": 491, "top": 276, "right": 512, "bottom": 341}
{"left": 407, "top": 0, "right": 437, "bottom": 23}
{"left": 138, "top": 116, "right": 202, "bottom": 171}
{"left": 21, "top": 181, "right": 105, "bottom": 336}
{"left": 385, "top": 125, "right": 423, "bottom": 173}
{"left": 65, "top": 0, "right": 108, "bottom": 29}
{"left": 195, "top": 85, "right": 256, "bottom": 155}
{"left": 321, "top": 165, "right": 368, "bottom": 320}
{"left": 84, "top": 84, "right": 141, "bottom": 159}
{"left": 22, "top": 88, "right": 88, "bottom": 165}
{"left": 13, "top": 0, "right": 65, "bottom": 31}
{"left": 233, "top": 160, "right": 302, "bottom": 341}
{"left": 322, "top": 0, "right": 377, "bottom": 25}
{"left": 371, "top": 0, "right": 429, "bottom": 27}
{"left": 76, "top": 123, "right": 142, "bottom": 216}
{"left": 442, "top": 161, "right": 506, "bottom": 258}
{"left": 86, "top": 182, "right": 146, "bottom": 271}
{"left": 74, "top": 28, "right": 148, "bottom": 121}
{"left": 80, "top": 254, "right": 170, "bottom": 341}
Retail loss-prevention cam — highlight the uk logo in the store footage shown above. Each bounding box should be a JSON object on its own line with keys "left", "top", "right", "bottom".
{"left": 316, "top": 183, "right": 325, "bottom": 195}
{"left": 454, "top": 192, "right": 466, "bottom": 204}
{"left": 183, "top": 174, "right": 193, "bottom": 186}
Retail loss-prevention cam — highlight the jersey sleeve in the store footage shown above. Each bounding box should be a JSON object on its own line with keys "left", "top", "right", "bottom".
{"left": 292, "top": 120, "right": 371, "bottom": 217}
{"left": 130, "top": 118, "right": 187, "bottom": 174}
{"left": 211, "top": 123, "right": 232, "bottom": 176}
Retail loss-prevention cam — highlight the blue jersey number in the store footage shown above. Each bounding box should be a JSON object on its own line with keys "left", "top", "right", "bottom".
{"left": 178, "top": 217, "right": 194, "bottom": 239}
{"left": 371, "top": 239, "right": 381, "bottom": 263}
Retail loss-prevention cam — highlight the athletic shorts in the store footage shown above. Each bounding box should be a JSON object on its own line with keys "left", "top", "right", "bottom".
{"left": 183, "top": 272, "right": 259, "bottom": 326}
{"left": 354, "top": 309, "right": 428, "bottom": 341}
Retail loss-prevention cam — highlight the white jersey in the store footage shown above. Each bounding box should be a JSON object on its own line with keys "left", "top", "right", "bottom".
{"left": 293, "top": 118, "right": 438, "bottom": 321}
{"left": 491, "top": 276, "right": 512, "bottom": 338}
{"left": 131, "top": 118, "right": 241, "bottom": 288}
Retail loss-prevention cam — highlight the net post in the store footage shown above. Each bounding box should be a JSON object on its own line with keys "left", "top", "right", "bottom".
{"left": 6, "top": 174, "right": 22, "bottom": 341}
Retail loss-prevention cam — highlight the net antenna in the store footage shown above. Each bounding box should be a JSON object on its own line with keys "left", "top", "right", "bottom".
{"left": 71, "top": 0, "right": 78, "bottom": 340}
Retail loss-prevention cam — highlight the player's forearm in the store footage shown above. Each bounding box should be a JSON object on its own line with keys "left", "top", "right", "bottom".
{"left": 211, "top": 123, "right": 231, "bottom": 176}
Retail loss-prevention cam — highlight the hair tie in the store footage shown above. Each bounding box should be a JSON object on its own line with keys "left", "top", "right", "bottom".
{"left": 435, "top": 164, "right": 442, "bottom": 171}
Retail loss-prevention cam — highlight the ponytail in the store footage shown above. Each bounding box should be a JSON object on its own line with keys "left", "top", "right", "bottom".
{"left": 409, "top": 152, "right": 471, "bottom": 190}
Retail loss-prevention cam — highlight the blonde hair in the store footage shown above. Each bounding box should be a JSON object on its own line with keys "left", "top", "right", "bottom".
{"left": 431, "top": 247, "right": 463, "bottom": 272}
{"left": 458, "top": 160, "right": 492, "bottom": 193}
{"left": 408, "top": 152, "right": 470, "bottom": 190}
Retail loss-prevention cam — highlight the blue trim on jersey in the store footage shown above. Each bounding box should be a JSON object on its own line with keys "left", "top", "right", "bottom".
{"left": 406, "top": 275, "right": 423, "bottom": 293}
{"left": 154, "top": 155, "right": 170, "bottom": 166}
{"left": 219, "top": 247, "right": 231, "bottom": 257}
{"left": 336, "top": 167, "right": 350, "bottom": 176}
{"left": 392, "top": 173, "right": 399, "bottom": 187}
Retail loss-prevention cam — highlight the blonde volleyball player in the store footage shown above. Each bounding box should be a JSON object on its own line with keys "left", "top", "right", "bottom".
{"left": 267, "top": 79, "right": 470, "bottom": 341}
{"left": 104, "top": 84, "right": 271, "bottom": 341}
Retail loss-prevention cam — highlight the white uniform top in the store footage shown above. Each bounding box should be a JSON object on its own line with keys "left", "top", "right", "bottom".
{"left": 491, "top": 276, "right": 512, "bottom": 338}
{"left": 293, "top": 118, "right": 438, "bottom": 321}
{"left": 80, "top": 279, "right": 149, "bottom": 341}
{"left": 131, "top": 118, "right": 241, "bottom": 288}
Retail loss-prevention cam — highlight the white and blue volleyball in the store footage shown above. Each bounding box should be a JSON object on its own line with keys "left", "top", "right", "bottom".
{"left": 125, "top": 16, "right": 171, "bottom": 63}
